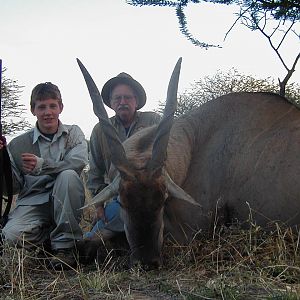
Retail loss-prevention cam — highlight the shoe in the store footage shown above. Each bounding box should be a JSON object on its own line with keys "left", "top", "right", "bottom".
{"left": 34, "top": 240, "right": 53, "bottom": 258}
{"left": 31, "top": 243, "right": 54, "bottom": 269}
{"left": 50, "top": 248, "right": 77, "bottom": 270}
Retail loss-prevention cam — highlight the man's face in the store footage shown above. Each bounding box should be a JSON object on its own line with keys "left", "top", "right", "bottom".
{"left": 31, "top": 98, "right": 63, "bottom": 134}
{"left": 110, "top": 84, "right": 138, "bottom": 127}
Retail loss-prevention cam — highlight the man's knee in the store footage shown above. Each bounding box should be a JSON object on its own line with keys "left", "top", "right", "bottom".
{"left": 57, "top": 169, "right": 81, "bottom": 185}
{"left": 53, "top": 169, "right": 85, "bottom": 210}
{"left": 55, "top": 169, "right": 84, "bottom": 194}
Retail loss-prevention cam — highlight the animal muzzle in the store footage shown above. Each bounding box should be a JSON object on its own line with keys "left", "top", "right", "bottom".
{"left": 130, "top": 250, "right": 162, "bottom": 270}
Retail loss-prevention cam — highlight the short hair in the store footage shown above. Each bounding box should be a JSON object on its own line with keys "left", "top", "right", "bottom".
{"left": 30, "top": 82, "right": 62, "bottom": 109}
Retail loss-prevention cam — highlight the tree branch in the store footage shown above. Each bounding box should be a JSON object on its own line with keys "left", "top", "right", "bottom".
{"left": 279, "top": 51, "right": 300, "bottom": 96}
{"left": 251, "top": 14, "right": 290, "bottom": 71}
{"left": 176, "top": 3, "right": 221, "bottom": 48}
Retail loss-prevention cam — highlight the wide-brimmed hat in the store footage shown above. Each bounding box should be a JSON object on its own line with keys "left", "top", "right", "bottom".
{"left": 101, "top": 72, "right": 146, "bottom": 110}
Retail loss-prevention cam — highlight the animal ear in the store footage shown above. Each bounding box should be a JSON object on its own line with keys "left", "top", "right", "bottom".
{"left": 165, "top": 173, "right": 201, "bottom": 207}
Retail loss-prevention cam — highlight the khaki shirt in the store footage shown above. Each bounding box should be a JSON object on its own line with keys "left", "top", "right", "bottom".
{"left": 87, "top": 111, "right": 161, "bottom": 196}
{"left": 7, "top": 122, "right": 88, "bottom": 206}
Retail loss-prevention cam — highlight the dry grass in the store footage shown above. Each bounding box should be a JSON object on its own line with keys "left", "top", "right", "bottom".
{"left": 1, "top": 221, "right": 300, "bottom": 300}
{"left": 1, "top": 180, "right": 299, "bottom": 299}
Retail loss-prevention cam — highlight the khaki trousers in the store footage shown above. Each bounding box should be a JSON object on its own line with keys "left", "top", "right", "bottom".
{"left": 3, "top": 170, "right": 85, "bottom": 250}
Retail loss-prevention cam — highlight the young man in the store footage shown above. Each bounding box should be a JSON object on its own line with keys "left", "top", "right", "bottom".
{"left": 0, "top": 82, "right": 88, "bottom": 269}
{"left": 85, "top": 72, "right": 161, "bottom": 240}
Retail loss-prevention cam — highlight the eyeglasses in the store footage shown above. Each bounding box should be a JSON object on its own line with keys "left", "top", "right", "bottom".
{"left": 110, "top": 94, "right": 136, "bottom": 103}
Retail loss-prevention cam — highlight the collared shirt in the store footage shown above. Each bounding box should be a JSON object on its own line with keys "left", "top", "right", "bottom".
{"left": 33, "top": 121, "right": 69, "bottom": 161}
{"left": 31, "top": 123, "right": 69, "bottom": 174}
{"left": 87, "top": 111, "right": 161, "bottom": 196}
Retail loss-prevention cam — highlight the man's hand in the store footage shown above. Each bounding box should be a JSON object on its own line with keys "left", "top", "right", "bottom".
{"left": 21, "top": 153, "right": 38, "bottom": 174}
{"left": 92, "top": 204, "right": 107, "bottom": 226}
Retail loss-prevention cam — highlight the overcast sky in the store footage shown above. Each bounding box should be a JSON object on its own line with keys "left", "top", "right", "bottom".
{"left": 1, "top": 0, "right": 299, "bottom": 140}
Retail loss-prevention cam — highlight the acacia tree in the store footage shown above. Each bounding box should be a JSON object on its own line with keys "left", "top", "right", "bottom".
{"left": 1, "top": 68, "right": 31, "bottom": 136}
{"left": 157, "top": 68, "right": 300, "bottom": 117}
{"left": 237, "top": 4, "right": 299, "bottom": 96}
{"left": 127, "top": 0, "right": 300, "bottom": 96}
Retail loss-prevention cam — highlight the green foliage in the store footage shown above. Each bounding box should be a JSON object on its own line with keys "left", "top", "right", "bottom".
{"left": 127, "top": 0, "right": 300, "bottom": 21}
{"left": 157, "top": 68, "right": 300, "bottom": 116}
{"left": 1, "top": 68, "right": 31, "bottom": 136}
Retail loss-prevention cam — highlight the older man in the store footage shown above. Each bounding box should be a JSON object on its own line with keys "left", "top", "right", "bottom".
{"left": 85, "top": 72, "right": 160, "bottom": 240}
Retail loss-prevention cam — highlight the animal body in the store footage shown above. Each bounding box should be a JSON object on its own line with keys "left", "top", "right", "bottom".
{"left": 78, "top": 58, "right": 300, "bottom": 269}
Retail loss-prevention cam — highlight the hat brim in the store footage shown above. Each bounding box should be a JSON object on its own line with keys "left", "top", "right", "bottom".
{"left": 101, "top": 77, "right": 146, "bottom": 110}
